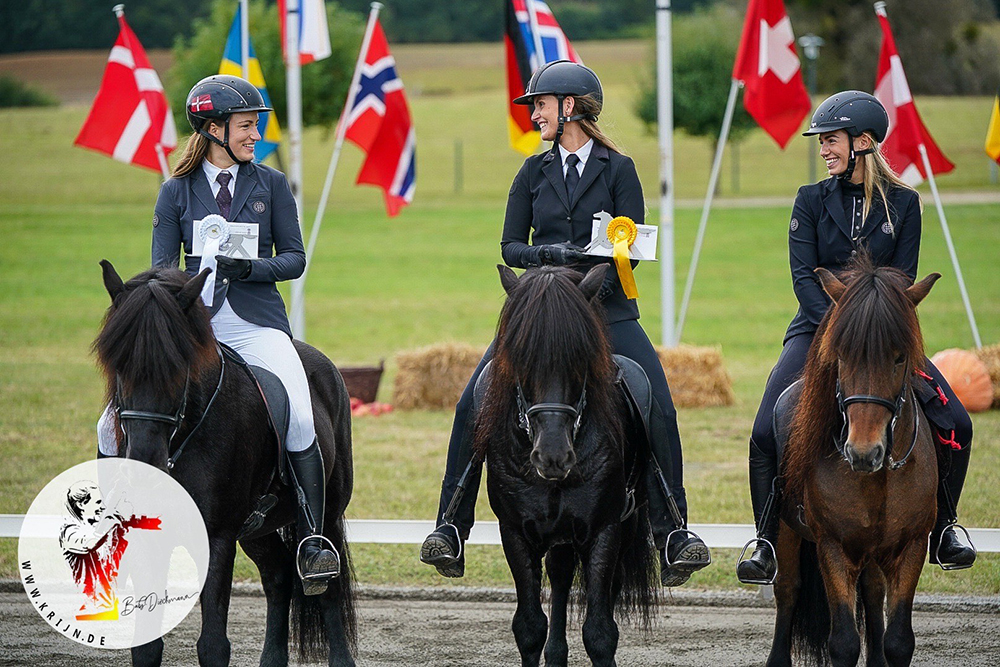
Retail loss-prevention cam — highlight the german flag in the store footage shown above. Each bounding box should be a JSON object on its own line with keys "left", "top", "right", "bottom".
{"left": 504, "top": 0, "right": 581, "bottom": 156}
{"left": 986, "top": 89, "right": 1000, "bottom": 165}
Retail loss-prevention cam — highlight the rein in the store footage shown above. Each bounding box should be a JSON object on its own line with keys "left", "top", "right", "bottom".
{"left": 834, "top": 369, "right": 920, "bottom": 470}
{"left": 116, "top": 344, "right": 226, "bottom": 469}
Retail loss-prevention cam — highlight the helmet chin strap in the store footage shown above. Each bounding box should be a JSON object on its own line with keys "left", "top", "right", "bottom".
{"left": 550, "top": 95, "right": 592, "bottom": 155}
{"left": 198, "top": 117, "right": 250, "bottom": 165}
{"left": 839, "top": 135, "right": 874, "bottom": 181}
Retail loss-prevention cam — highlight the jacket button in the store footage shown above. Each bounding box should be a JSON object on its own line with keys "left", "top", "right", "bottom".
{"left": 851, "top": 250, "right": 857, "bottom": 257}
{"left": 566, "top": 216, "right": 571, "bottom": 221}
{"left": 222, "top": 278, "right": 229, "bottom": 284}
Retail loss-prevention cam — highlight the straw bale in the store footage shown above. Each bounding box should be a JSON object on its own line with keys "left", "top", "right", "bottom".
{"left": 392, "top": 342, "right": 485, "bottom": 410}
{"left": 972, "top": 343, "right": 1000, "bottom": 409}
{"left": 653, "top": 344, "right": 736, "bottom": 408}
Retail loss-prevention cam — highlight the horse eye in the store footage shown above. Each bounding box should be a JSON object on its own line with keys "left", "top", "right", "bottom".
{"left": 894, "top": 354, "right": 905, "bottom": 366}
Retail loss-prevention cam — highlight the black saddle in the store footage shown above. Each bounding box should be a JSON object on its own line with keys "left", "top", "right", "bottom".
{"left": 773, "top": 379, "right": 804, "bottom": 461}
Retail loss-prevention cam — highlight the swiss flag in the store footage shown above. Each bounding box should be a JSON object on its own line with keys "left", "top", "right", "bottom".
{"left": 74, "top": 11, "right": 176, "bottom": 175}
{"left": 732, "top": 0, "right": 812, "bottom": 149}
{"left": 873, "top": 4, "right": 953, "bottom": 186}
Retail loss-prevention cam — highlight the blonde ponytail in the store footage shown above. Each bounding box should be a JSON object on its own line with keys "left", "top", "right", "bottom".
{"left": 860, "top": 132, "right": 922, "bottom": 234}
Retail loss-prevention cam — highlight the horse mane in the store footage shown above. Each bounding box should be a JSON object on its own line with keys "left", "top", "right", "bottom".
{"left": 93, "top": 267, "right": 217, "bottom": 403}
{"left": 474, "top": 267, "right": 621, "bottom": 457}
{"left": 782, "top": 252, "right": 925, "bottom": 505}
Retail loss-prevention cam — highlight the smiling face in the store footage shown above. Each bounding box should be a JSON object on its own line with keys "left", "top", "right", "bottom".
{"left": 530, "top": 95, "right": 574, "bottom": 142}
{"left": 78, "top": 491, "right": 104, "bottom": 523}
{"left": 818, "top": 130, "right": 871, "bottom": 182}
{"left": 207, "top": 111, "right": 261, "bottom": 165}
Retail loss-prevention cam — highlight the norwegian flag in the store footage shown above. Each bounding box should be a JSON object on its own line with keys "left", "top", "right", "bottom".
{"left": 873, "top": 3, "right": 953, "bottom": 186}
{"left": 343, "top": 19, "right": 415, "bottom": 217}
{"left": 732, "top": 0, "right": 811, "bottom": 149}
{"left": 505, "top": 0, "right": 582, "bottom": 155}
{"left": 74, "top": 11, "right": 176, "bottom": 175}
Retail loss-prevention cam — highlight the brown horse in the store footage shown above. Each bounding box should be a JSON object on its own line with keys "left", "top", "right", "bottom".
{"left": 767, "top": 257, "right": 941, "bottom": 667}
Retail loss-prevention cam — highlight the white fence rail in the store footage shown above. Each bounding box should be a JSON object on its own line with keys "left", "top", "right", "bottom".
{"left": 2, "top": 515, "right": 998, "bottom": 551}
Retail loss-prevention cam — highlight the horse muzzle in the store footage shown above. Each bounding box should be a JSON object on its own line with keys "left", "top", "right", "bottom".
{"left": 844, "top": 441, "right": 885, "bottom": 473}
{"left": 530, "top": 443, "right": 576, "bottom": 481}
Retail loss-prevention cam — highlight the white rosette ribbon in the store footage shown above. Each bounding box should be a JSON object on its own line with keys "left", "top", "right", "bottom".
{"left": 197, "top": 215, "right": 230, "bottom": 307}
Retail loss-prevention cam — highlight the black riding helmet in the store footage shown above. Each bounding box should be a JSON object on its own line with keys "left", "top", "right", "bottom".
{"left": 186, "top": 74, "right": 272, "bottom": 164}
{"left": 513, "top": 60, "right": 602, "bottom": 153}
{"left": 803, "top": 91, "right": 889, "bottom": 180}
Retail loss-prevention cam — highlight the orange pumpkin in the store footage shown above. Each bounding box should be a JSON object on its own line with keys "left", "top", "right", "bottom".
{"left": 929, "top": 348, "right": 994, "bottom": 413}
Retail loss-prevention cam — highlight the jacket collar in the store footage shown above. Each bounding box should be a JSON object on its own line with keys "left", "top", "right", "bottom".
{"left": 821, "top": 177, "right": 852, "bottom": 240}
{"left": 541, "top": 142, "right": 610, "bottom": 212}
{"left": 190, "top": 160, "right": 258, "bottom": 220}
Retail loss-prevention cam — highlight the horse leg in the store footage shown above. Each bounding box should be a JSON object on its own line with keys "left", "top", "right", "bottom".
{"left": 765, "top": 524, "right": 800, "bottom": 667}
{"left": 580, "top": 524, "right": 622, "bottom": 667}
{"left": 320, "top": 519, "right": 356, "bottom": 666}
{"left": 500, "top": 527, "right": 547, "bottom": 667}
{"left": 816, "top": 542, "right": 862, "bottom": 667}
{"left": 241, "top": 532, "right": 294, "bottom": 667}
{"left": 131, "top": 639, "right": 164, "bottom": 667}
{"left": 543, "top": 544, "right": 576, "bottom": 667}
{"left": 860, "top": 565, "right": 887, "bottom": 667}
{"left": 883, "top": 541, "right": 925, "bottom": 667}
{"left": 196, "top": 535, "right": 238, "bottom": 666}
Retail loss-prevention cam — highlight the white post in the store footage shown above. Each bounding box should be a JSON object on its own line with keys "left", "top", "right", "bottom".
{"left": 656, "top": 0, "right": 676, "bottom": 347}
{"left": 301, "top": 2, "right": 383, "bottom": 281}
{"left": 240, "top": 0, "right": 250, "bottom": 80}
{"left": 525, "top": 0, "right": 546, "bottom": 70}
{"left": 675, "top": 78, "right": 740, "bottom": 343}
{"left": 918, "top": 144, "right": 982, "bottom": 348}
{"left": 286, "top": 0, "right": 306, "bottom": 340}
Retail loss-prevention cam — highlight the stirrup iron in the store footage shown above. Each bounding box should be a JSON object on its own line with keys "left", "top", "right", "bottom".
{"left": 296, "top": 534, "right": 341, "bottom": 581}
{"left": 737, "top": 538, "right": 778, "bottom": 585}
{"left": 934, "top": 522, "right": 976, "bottom": 571}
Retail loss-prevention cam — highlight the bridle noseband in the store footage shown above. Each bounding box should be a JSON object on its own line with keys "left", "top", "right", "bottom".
{"left": 115, "top": 345, "right": 226, "bottom": 469}
{"left": 516, "top": 379, "right": 587, "bottom": 443}
{"left": 834, "top": 367, "right": 919, "bottom": 470}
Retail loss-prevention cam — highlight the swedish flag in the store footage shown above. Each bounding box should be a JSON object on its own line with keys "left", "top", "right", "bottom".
{"left": 220, "top": 4, "right": 281, "bottom": 162}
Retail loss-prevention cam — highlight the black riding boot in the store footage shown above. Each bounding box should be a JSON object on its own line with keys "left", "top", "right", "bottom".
{"left": 645, "top": 401, "right": 710, "bottom": 587}
{"left": 287, "top": 441, "right": 340, "bottom": 595}
{"left": 737, "top": 439, "right": 780, "bottom": 585}
{"left": 420, "top": 421, "right": 482, "bottom": 578}
{"left": 930, "top": 444, "right": 976, "bottom": 569}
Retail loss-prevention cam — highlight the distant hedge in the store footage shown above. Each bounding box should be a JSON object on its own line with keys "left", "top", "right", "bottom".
{"left": 0, "top": 76, "right": 58, "bottom": 108}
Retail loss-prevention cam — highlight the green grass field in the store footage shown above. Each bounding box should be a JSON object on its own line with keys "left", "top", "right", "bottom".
{"left": 1, "top": 41, "right": 998, "bottom": 594}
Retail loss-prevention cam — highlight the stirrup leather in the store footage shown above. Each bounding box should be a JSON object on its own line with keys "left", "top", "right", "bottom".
{"left": 934, "top": 522, "right": 976, "bottom": 571}
{"left": 296, "top": 534, "right": 340, "bottom": 581}
{"left": 737, "top": 537, "right": 777, "bottom": 585}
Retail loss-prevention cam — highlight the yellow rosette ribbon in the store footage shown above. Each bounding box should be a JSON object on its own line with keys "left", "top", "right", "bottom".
{"left": 607, "top": 216, "right": 639, "bottom": 300}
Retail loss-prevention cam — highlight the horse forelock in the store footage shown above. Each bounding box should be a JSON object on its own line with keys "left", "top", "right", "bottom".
{"left": 93, "top": 268, "right": 216, "bottom": 401}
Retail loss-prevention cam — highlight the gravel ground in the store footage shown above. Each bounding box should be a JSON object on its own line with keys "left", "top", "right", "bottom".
{"left": 1, "top": 584, "right": 997, "bottom": 666}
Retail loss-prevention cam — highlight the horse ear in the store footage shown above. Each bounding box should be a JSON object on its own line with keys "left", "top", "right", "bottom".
{"left": 906, "top": 272, "right": 941, "bottom": 306}
{"left": 815, "top": 267, "right": 846, "bottom": 303}
{"left": 579, "top": 264, "right": 609, "bottom": 301}
{"left": 498, "top": 264, "right": 519, "bottom": 295}
{"left": 177, "top": 268, "right": 212, "bottom": 311}
{"left": 100, "top": 259, "right": 126, "bottom": 302}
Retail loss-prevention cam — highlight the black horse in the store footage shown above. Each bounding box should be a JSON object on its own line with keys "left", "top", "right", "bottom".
{"left": 475, "top": 265, "right": 658, "bottom": 667}
{"left": 93, "top": 262, "right": 356, "bottom": 666}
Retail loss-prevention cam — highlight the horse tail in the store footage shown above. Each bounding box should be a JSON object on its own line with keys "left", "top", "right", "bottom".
{"left": 289, "top": 518, "right": 358, "bottom": 662}
{"left": 790, "top": 540, "right": 831, "bottom": 666}
{"left": 613, "top": 503, "right": 659, "bottom": 630}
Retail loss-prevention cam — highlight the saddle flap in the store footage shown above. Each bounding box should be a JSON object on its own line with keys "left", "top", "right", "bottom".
{"left": 773, "top": 379, "right": 804, "bottom": 461}
{"left": 472, "top": 360, "right": 493, "bottom": 414}
{"left": 612, "top": 354, "right": 652, "bottom": 441}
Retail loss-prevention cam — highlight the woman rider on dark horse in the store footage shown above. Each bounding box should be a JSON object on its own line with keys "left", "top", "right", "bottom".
{"left": 736, "top": 91, "right": 976, "bottom": 585}
{"left": 96, "top": 75, "right": 339, "bottom": 596}
{"left": 419, "top": 60, "right": 711, "bottom": 587}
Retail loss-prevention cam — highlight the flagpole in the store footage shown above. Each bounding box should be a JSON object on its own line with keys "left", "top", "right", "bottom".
{"left": 286, "top": 0, "right": 307, "bottom": 340}
{"left": 675, "top": 78, "right": 740, "bottom": 342}
{"left": 917, "top": 143, "right": 982, "bottom": 348}
{"left": 301, "top": 2, "right": 383, "bottom": 282}
{"left": 240, "top": 0, "right": 250, "bottom": 80}
{"left": 525, "top": 0, "right": 546, "bottom": 69}
{"left": 656, "top": 0, "right": 676, "bottom": 347}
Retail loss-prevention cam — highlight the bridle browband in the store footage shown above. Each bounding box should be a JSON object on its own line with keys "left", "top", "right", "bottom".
{"left": 834, "top": 367, "right": 919, "bottom": 470}
{"left": 516, "top": 378, "right": 587, "bottom": 443}
{"left": 116, "top": 344, "right": 226, "bottom": 469}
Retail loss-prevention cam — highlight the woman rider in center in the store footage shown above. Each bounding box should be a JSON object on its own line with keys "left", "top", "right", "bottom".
{"left": 736, "top": 91, "right": 976, "bottom": 585}
{"left": 418, "top": 60, "right": 711, "bottom": 587}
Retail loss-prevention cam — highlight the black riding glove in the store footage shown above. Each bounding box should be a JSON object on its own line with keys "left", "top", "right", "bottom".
{"left": 538, "top": 242, "right": 585, "bottom": 266}
{"left": 216, "top": 256, "right": 252, "bottom": 281}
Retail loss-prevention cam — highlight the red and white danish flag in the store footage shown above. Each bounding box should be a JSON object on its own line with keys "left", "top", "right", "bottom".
{"left": 732, "top": 0, "right": 812, "bottom": 149}
{"left": 873, "top": 3, "right": 953, "bottom": 186}
{"left": 74, "top": 11, "right": 176, "bottom": 175}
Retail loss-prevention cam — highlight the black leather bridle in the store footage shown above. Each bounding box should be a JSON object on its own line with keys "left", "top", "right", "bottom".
{"left": 115, "top": 345, "right": 226, "bottom": 469}
{"left": 516, "top": 379, "right": 587, "bottom": 442}
{"left": 834, "top": 367, "right": 919, "bottom": 470}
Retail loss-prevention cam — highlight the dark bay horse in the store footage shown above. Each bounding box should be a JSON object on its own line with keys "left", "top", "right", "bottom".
{"left": 768, "top": 258, "right": 942, "bottom": 667}
{"left": 94, "top": 262, "right": 356, "bottom": 666}
{"left": 476, "top": 265, "right": 658, "bottom": 667}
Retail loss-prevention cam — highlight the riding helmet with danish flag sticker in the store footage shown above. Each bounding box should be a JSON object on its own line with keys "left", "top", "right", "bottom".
{"left": 185, "top": 75, "right": 272, "bottom": 163}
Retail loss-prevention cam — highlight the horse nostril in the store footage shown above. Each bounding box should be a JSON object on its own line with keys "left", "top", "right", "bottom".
{"left": 530, "top": 449, "right": 545, "bottom": 469}
{"left": 870, "top": 445, "right": 885, "bottom": 468}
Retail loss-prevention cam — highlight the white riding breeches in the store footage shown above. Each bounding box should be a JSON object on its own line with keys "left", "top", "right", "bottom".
{"left": 97, "top": 298, "right": 316, "bottom": 455}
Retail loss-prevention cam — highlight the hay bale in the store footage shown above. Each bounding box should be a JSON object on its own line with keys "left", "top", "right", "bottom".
{"left": 972, "top": 343, "right": 1000, "bottom": 409}
{"left": 653, "top": 344, "right": 736, "bottom": 408}
{"left": 392, "top": 342, "right": 485, "bottom": 410}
